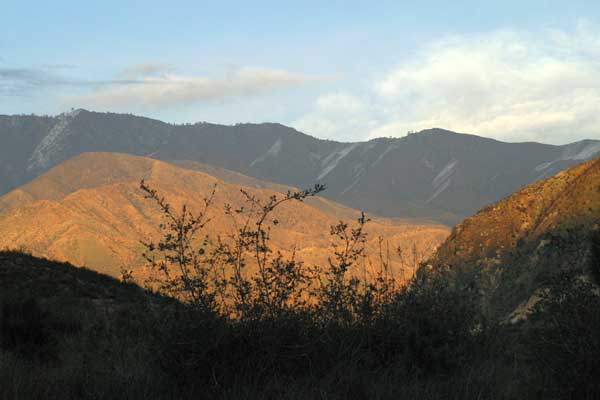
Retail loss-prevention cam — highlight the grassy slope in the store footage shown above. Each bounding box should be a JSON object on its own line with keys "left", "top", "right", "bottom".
{"left": 0, "top": 250, "right": 177, "bottom": 400}
{"left": 0, "top": 152, "right": 449, "bottom": 278}
{"left": 427, "top": 156, "right": 600, "bottom": 315}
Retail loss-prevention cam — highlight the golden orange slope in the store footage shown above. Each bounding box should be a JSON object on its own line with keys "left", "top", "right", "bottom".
{"left": 0, "top": 152, "right": 450, "bottom": 278}
{"left": 429, "top": 156, "right": 600, "bottom": 271}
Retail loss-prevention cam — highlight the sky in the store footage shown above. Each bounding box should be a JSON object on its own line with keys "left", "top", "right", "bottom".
{"left": 2, "top": 0, "right": 600, "bottom": 144}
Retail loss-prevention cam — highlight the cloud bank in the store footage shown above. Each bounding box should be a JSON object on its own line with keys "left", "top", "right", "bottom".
{"left": 294, "top": 21, "right": 600, "bottom": 144}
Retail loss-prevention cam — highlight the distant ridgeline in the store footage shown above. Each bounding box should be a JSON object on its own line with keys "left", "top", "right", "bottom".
{"left": 2, "top": 109, "right": 600, "bottom": 224}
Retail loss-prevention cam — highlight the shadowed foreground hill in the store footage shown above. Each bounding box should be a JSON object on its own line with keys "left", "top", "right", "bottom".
{"left": 0, "top": 152, "right": 449, "bottom": 278}
{"left": 0, "top": 250, "right": 177, "bottom": 400}
{"left": 2, "top": 246, "right": 599, "bottom": 398}
{"left": 0, "top": 250, "right": 488, "bottom": 400}
{"left": 428, "top": 156, "right": 600, "bottom": 316}
{"left": 0, "top": 250, "right": 151, "bottom": 308}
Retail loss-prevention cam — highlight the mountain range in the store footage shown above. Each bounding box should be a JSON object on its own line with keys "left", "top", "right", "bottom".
{"left": 3, "top": 109, "right": 600, "bottom": 224}
{"left": 0, "top": 152, "right": 449, "bottom": 278}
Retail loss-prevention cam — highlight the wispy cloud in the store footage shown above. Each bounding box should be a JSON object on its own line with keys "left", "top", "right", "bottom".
{"left": 0, "top": 67, "right": 70, "bottom": 96}
{"left": 293, "top": 93, "right": 379, "bottom": 141}
{"left": 1, "top": 61, "right": 331, "bottom": 111}
{"left": 118, "top": 62, "right": 173, "bottom": 80}
{"left": 0, "top": 66, "right": 142, "bottom": 96}
{"left": 0, "top": 67, "right": 60, "bottom": 87}
{"left": 294, "top": 21, "right": 600, "bottom": 144}
{"left": 65, "top": 66, "right": 333, "bottom": 109}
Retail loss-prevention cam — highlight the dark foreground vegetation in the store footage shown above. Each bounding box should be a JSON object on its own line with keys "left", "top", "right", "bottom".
{"left": 1, "top": 184, "right": 599, "bottom": 399}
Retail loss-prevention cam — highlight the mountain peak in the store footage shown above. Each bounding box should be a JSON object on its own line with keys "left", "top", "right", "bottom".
{"left": 64, "top": 108, "right": 87, "bottom": 117}
{"left": 416, "top": 128, "right": 460, "bottom": 136}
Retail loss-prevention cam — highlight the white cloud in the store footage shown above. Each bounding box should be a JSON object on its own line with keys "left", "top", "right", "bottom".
{"left": 292, "top": 92, "right": 378, "bottom": 141}
{"left": 295, "top": 21, "right": 600, "bottom": 144}
{"left": 65, "top": 67, "right": 332, "bottom": 109}
{"left": 316, "top": 93, "right": 364, "bottom": 114}
{"left": 118, "top": 62, "right": 173, "bottom": 80}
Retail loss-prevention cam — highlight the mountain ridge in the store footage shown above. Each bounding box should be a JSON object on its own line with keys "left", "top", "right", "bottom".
{"left": 0, "top": 152, "right": 449, "bottom": 278}
{"left": 2, "top": 109, "right": 600, "bottom": 223}
{"left": 426, "top": 156, "right": 600, "bottom": 316}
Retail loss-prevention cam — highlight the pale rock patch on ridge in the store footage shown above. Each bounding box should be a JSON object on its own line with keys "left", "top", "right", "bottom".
{"left": 317, "top": 143, "right": 359, "bottom": 180}
{"left": 535, "top": 142, "right": 600, "bottom": 173}
{"left": 249, "top": 137, "right": 283, "bottom": 167}
{"left": 426, "top": 159, "right": 458, "bottom": 204}
{"left": 27, "top": 109, "right": 82, "bottom": 173}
